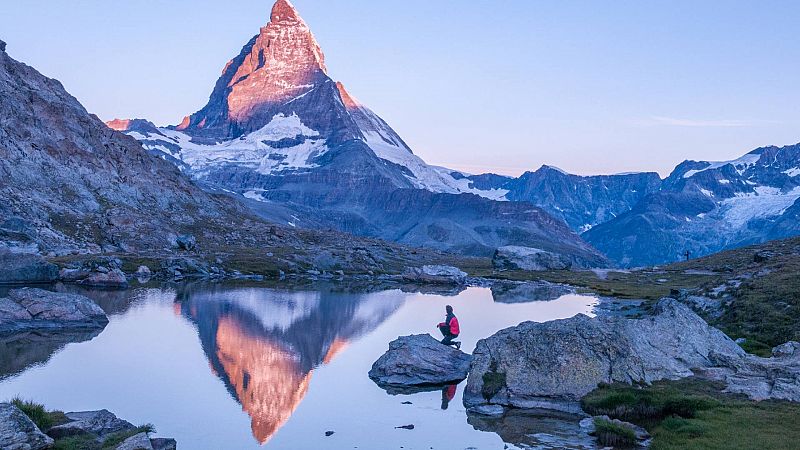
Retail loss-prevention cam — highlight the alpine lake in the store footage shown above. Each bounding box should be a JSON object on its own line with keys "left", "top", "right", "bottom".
{"left": 0, "top": 281, "right": 601, "bottom": 449}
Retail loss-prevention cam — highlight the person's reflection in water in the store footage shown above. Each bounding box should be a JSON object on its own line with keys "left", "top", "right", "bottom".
{"left": 441, "top": 384, "right": 457, "bottom": 410}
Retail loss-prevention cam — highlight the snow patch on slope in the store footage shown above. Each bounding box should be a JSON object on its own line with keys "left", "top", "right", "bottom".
{"left": 720, "top": 186, "right": 800, "bottom": 228}
{"left": 363, "top": 132, "right": 509, "bottom": 200}
{"left": 683, "top": 153, "right": 761, "bottom": 179}
{"left": 134, "top": 113, "right": 328, "bottom": 175}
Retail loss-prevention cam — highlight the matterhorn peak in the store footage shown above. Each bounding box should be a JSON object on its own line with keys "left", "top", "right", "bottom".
{"left": 177, "top": 0, "right": 329, "bottom": 139}
{"left": 271, "top": 0, "right": 302, "bottom": 24}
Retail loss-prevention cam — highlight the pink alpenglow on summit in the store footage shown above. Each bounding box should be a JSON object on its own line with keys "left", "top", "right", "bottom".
{"left": 181, "top": 0, "right": 328, "bottom": 138}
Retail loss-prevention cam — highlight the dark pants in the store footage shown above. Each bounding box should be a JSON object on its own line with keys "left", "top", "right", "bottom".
{"left": 439, "top": 325, "right": 458, "bottom": 346}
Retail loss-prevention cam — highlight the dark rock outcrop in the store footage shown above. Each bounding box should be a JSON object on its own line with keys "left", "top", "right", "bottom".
{"left": 0, "top": 251, "right": 58, "bottom": 284}
{"left": 0, "top": 402, "right": 53, "bottom": 449}
{"left": 369, "top": 334, "right": 472, "bottom": 388}
{"left": 0, "top": 288, "right": 108, "bottom": 334}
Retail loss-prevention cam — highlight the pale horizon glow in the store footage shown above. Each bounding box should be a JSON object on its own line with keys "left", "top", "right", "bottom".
{"left": 1, "top": 0, "right": 799, "bottom": 177}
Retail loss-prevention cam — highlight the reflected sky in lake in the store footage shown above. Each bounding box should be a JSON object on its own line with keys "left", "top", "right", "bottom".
{"left": 0, "top": 283, "right": 597, "bottom": 449}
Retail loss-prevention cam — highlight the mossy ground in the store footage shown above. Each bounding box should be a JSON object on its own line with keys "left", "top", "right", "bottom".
{"left": 583, "top": 379, "right": 800, "bottom": 450}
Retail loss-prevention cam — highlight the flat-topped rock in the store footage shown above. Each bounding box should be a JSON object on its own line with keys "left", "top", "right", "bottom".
{"left": 464, "top": 299, "right": 747, "bottom": 412}
{"left": 0, "top": 402, "right": 54, "bottom": 450}
{"left": 369, "top": 334, "right": 472, "bottom": 388}
{"left": 48, "top": 409, "right": 136, "bottom": 439}
{"left": 0, "top": 288, "right": 108, "bottom": 334}
{"left": 402, "top": 265, "right": 467, "bottom": 285}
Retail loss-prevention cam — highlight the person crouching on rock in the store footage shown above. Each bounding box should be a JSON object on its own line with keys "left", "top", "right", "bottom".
{"left": 437, "top": 305, "right": 461, "bottom": 350}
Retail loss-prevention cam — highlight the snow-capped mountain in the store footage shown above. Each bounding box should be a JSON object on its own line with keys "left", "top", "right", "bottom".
{"left": 584, "top": 144, "right": 800, "bottom": 267}
{"left": 111, "top": 0, "right": 606, "bottom": 265}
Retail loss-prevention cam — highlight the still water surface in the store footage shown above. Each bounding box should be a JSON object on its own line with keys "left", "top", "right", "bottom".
{"left": 0, "top": 283, "right": 598, "bottom": 449}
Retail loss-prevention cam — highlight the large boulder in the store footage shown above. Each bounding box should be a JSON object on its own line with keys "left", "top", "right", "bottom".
{"left": 493, "top": 246, "right": 573, "bottom": 271}
{"left": 115, "top": 432, "right": 153, "bottom": 450}
{"left": 401, "top": 265, "right": 467, "bottom": 285}
{"left": 464, "top": 299, "right": 747, "bottom": 412}
{"left": 0, "top": 251, "right": 58, "bottom": 284}
{"left": 0, "top": 288, "right": 108, "bottom": 334}
{"left": 0, "top": 402, "right": 54, "bottom": 450}
{"left": 369, "top": 334, "right": 472, "bottom": 388}
{"left": 48, "top": 409, "right": 135, "bottom": 439}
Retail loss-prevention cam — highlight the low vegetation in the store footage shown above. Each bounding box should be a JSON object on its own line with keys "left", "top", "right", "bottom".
{"left": 11, "top": 397, "right": 68, "bottom": 431}
{"left": 583, "top": 379, "right": 800, "bottom": 450}
{"left": 593, "top": 416, "right": 637, "bottom": 448}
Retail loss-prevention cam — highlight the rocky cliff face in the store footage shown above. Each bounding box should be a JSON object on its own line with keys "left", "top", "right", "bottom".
{"left": 585, "top": 144, "right": 800, "bottom": 267}
{"left": 499, "top": 167, "right": 662, "bottom": 233}
{"left": 114, "top": 0, "right": 606, "bottom": 264}
{"left": 0, "top": 42, "right": 247, "bottom": 255}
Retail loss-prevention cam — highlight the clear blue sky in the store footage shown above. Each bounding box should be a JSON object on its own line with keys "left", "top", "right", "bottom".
{"left": 2, "top": 0, "right": 799, "bottom": 176}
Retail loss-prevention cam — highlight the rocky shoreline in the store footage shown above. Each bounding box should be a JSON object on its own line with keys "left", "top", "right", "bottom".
{"left": 0, "top": 403, "right": 175, "bottom": 450}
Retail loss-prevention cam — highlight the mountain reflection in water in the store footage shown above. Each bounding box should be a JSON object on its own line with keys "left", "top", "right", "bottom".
{"left": 174, "top": 285, "right": 404, "bottom": 444}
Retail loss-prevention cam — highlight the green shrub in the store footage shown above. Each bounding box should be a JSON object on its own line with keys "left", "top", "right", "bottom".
{"left": 594, "top": 417, "right": 637, "bottom": 448}
{"left": 11, "top": 398, "right": 54, "bottom": 431}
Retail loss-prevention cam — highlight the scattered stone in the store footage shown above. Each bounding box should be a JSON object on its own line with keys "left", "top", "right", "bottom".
{"left": 78, "top": 268, "right": 129, "bottom": 289}
{"left": 150, "top": 438, "right": 177, "bottom": 450}
{"left": 325, "top": 431, "right": 335, "bottom": 437}
{"left": 0, "top": 288, "right": 108, "bottom": 334}
{"left": 115, "top": 432, "right": 153, "bottom": 450}
{"left": 395, "top": 424, "right": 415, "bottom": 430}
{"left": 136, "top": 266, "right": 152, "bottom": 277}
{"left": 401, "top": 401, "right": 413, "bottom": 405}
{"left": 0, "top": 251, "right": 58, "bottom": 284}
{"left": 463, "top": 299, "right": 747, "bottom": 412}
{"left": 754, "top": 250, "right": 775, "bottom": 263}
{"left": 492, "top": 246, "right": 572, "bottom": 271}
{"left": 401, "top": 265, "right": 467, "bottom": 285}
{"left": 48, "top": 409, "right": 135, "bottom": 439}
{"left": 369, "top": 334, "right": 472, "bottom": 388}
{"left": 0, "top": 402, "right": 54, "bottom": 450}
{"left": 175, "top": 235, "right": 197, "bottom": 252}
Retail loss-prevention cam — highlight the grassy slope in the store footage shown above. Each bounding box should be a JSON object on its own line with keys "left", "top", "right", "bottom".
{"left": 583, "top": 380, "right": 800, "bottom": 450}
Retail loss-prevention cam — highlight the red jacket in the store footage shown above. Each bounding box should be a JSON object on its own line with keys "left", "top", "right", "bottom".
{"left": 438, "top": 316, "right": 460, "bottom": 335}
